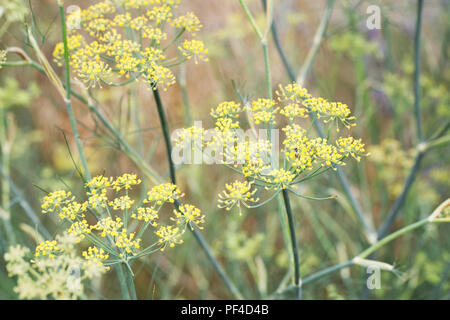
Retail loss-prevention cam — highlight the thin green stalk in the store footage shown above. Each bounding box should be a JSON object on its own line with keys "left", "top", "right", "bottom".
{"left": 262, "top": 43, "right": 272, "bottom": 99}
{"left": 0, "top": 108, "right": 16, "bottom": 244}
{"left": 185, "top": 208, "right": 244, "bottom": 300}
{"left": 377, "top": 0, "right": 426, "bottom": 239}
{"left": 413, "top": 0, "right": 424, "bottom": 142}
{"left": 58, "top": 3, "right": 91, "bottom": 182}
{"left": 0, "top": 167, "right": 51, "bottom": 239}
{"left": 238, "top": 0, "right": 263, "bottom": 40}
{"left": 115, "top": 263, "right": 131, "bottom": 300}
{"left": 376, "top": 151, "right": 425, "bottom": 239}
{"left": 282, "top": 189, "right": 301, "bottom": 299}
{"left": 125, "top": 264, "right": 138, "bottom": 300}
{"left": 262, "top": 0, "right": 296, "bottom": 81}
{"left": 87, "top": 101, "right": 162, "bottom": 185}
{"left": 297, "top": 0, "right": 336, "bottom": 85}
{"left": 151, "top": 88, "right": 177, "bottom": 184}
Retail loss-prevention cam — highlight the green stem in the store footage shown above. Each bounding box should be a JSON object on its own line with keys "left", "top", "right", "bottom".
{"left": 58, "top": 3, "right": 91, "bottom": 182}
{"left": 115, "top": 263, "right": 131, "bottom": 300}
{"left": 0, "top": 167, "right": 51, "bottom": 239}
{"left": 0, "top": 108, "right": 16, "bottom": 244}
{"left": 151, "top": 88, "right": 176, "bottom": 184}
{"left": 413, "top": 0, "right": 424, "bottom": 142}
{"left": 182, "top": 203, "right": 244, "bottom": 300}
{"left": 125, "top": 263, "right": 138, "bottom": 300}
{"left": 377, "top": 151, "right": 424, "bottom": 239}
{"left": 238, "top": 0, "right": 263, "bottom": 40}
{"left": 282, "top": 189, "right": 301, "bottom": 299}
{"left": 88, "top": 102, "right": 162, "bottom": 185}
{"left": 262, "top": 43, "right": 272, "bottom": 99}
{"left": 297, "top": 0, "right": 336, "bottom": 85}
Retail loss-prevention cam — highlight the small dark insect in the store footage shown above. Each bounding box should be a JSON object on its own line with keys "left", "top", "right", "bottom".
{"left": 294, "top": 148, "right": 299, "bottom": 158}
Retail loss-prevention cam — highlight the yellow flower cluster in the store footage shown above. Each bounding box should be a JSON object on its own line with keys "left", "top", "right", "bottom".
{"left": 155, "top": 225, "right": 184, "bottom": 250}
{"left": 337, "top": 136, "right": 367, "bottom": 162}
{"left": 92, "top": 217, "right": 124, "bottom": 237}
{"left": 144, "top": 183, "right": 184, "bottom": 205}
{"left": 115, "top": 229, "right": 141, "bottom": 257}
{"left": 172, "top": 12, "right": 202, "bottom": 33}
{"left": 41, "top": 190, "right": 75, "bottom": 214}
{"left": 218, "top": 180, "right": 259, "bottom": 215}
{"left": 265, "top": 169, "right": 297, "bottom": 189}
{"left": 179, "top": 39, "right": 209, "bottom": 64}
{"left": 38, "top": 173, "right": 204, "bottom": 263}
{"left": 82, "top": 246, "right": 110, "bottom": 271}
{"left": 277, "top": 83, "right": 356, "bottom": 130}
{"left": 172, "top": 204, "right": 205, "bottom": 230}
{"left": 175, "top": 82, "right": 368, "bottom": 211}
{"left": 249, "top": 98, "right": 278, "bottom": 125}
{"left": 211, "top": 101, "right": 243, "bottom": 119}
{"left": 54, "top": 0, "right": 208, "bottom": 90}
{"left": 112, "top": 173, "right": 141, "bottom": 191}
{"left": 6, "top": 234, "right": 107, "bottom": 299}
{"left": 67, "top": 219, "right": 92, "bottom": 241}
{"left": 109, "top": 195, "right": 134, "bottom": 210}
{"left": 35, "top": 240, "right": 63, "bottom": 259}
{"left": 132, "top": 207, "right": 159, "bottom": 225}
{"left": 303, "top": 98, "right": 355, "bottom": 130}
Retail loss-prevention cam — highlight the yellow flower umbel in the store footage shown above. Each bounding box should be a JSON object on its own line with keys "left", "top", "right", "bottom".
{"left": 35, "top": 173, "right": 203, "bottom": 265}
{"left": 144, "top": 183, "right": 184, "bottom": 205}
{"left": 5, "top": 233, "right": 109, "bottom": 299}
{"left": 172, "top": 204, "right": 205, "bottom": 230}
{"left": 218, "top": 181, "right": 259, "bottom": 215}
{"left": 155, "top": 225, "right": 184, "bottom": 250}
{"left": 82, "top": 246, "right": 110, "bottom": 274}
{"left": 54, "top": 0, "right": 208, "bottom": 90}
{"left": 175, "top": 82, "right": 368, "bottom": 213}
{"left": 35, "top": 240, "right": 63, "bottom": 259}
{"left": 249, "top": 98, "right": 278, "bottom": 125}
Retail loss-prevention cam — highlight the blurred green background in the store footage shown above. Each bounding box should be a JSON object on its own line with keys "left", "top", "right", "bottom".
{"left": 0, "top": 0, "right": 448, "bottom": 299}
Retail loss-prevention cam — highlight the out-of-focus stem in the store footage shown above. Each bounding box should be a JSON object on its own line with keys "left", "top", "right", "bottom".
{"left": 414, "top": 0, "right": 424, "bottom": 143}
{"left": 58, "top": 3, "right": 91, "bottom": 182}
{"left": 0, "top": 108, "right": 16, "bottom": 244}
{"left": 297, "top": 0, "right": 336, "bottom": 85}
{"left": 274, "top": 199, "right": 450, "bottom": 297}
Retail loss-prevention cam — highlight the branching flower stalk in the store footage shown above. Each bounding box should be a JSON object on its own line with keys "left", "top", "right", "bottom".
{"left": 237, "top": 0, "right": 301, "bottom": 299}
{"left": 267, "top": 0, "right": 377, "bottom": 243}
{"left": 176, "top": 81, "right": 369, "bottom": 301}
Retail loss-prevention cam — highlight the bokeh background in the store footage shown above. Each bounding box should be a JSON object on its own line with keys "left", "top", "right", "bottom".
{"left": 0, "top": 0, "right": 449, "bottom": 299}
